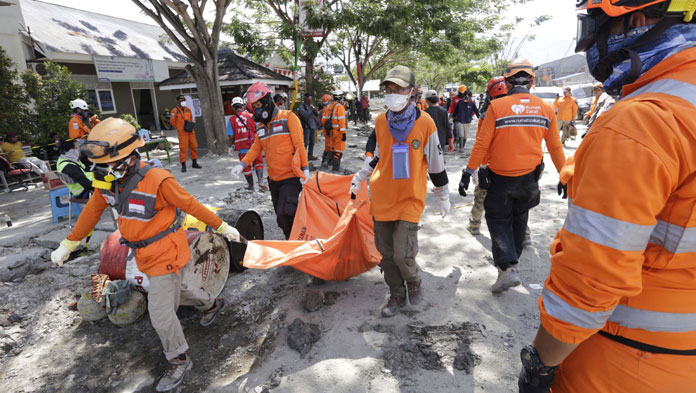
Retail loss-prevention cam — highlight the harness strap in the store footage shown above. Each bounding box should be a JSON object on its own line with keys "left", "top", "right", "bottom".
{"left": 119, "top": 209, "right": 183, "bottom": 250}
{"left": 598, "top": 331, "right": 696, "bottom": 356}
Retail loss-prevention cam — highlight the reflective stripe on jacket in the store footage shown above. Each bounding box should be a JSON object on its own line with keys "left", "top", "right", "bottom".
{"left": 467, "top": 88, "right": 566, "bottom": 176}
{"left": 541, "top": 47, "right": 696, "bottom": 351}
{"left": 242, "top": 110, "right": 308, "bottom": 182}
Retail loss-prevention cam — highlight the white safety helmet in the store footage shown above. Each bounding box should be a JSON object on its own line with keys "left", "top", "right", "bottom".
{"left": 70, "top": 99, "right": 88, "bottom": 110}
{"left": 231, "top": 97, "right": 245, "bottom": 107}
{"left": 280, "top": 92, "right": 288, "bottom": 101}
{"left": 332, "top": 90, "right": 344, "bottom": 100}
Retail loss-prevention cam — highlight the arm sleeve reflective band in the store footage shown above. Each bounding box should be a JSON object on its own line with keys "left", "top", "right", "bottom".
{"left": 542, "top": 288, "right": 614, "bottom": 330}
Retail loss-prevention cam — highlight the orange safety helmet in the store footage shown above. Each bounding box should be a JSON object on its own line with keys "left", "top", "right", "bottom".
{"left": 577, "top": 0, "right": 670, "bottom": 17}
{"left": 82, "top": 117, "right": 144, "bottom": 164}
{"left": 503, "top": 58, "right": 535, "bottom": 79}
{"left": 486, "top": 76, "right": 508, "bottom": 99}
{"left": 321, "top": 94, "right": 332, "bottom": 104}
{"left": 458, "top": 85, "right": 467, "bottom": 93}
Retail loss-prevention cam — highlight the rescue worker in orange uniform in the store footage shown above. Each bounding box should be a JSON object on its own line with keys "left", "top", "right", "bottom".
{"left": 460, "top": 58, "right": 566, "bottom": 294}
{"left": 319, "top": 93, "right": 334, "bottom": 166}
{"left": 413, "top": 88, "right": 427, "bottom": 111}
{"left": 227, "top": 97, "right": 266, "bottom": 191}
{"left": 553, "top": 87, "right": 578, "bottom": 145}
{"left": 320, "top": 90, "right": 347, "bottom": 171}
{"left": 518, "top": 2, "right": 696, "bottom": 393}
{"left": 49, "top": 117, "right": 241, "bottom": 392}
{"left": 231, "top": 82, "right": 309, "bottom": 239}
{"left": 170, "top": 95, "right": 201, "bottom": 173}
{"left": 350, "top": 65, "right": 450, "bottom": 317}
{"left": 68, "top": 99, "right": 91, "bottom": 140}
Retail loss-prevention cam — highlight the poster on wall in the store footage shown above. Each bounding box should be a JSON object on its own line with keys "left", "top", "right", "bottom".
{"left": 192, "top": 99, "right": 202, "bottom": 118}
{"left": 94, "top": 55, "right": 155, "bottom": 82}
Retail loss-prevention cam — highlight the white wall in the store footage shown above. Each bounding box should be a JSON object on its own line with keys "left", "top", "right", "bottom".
{"left": 0, "top": 0, "right": 28, "bottom": 72}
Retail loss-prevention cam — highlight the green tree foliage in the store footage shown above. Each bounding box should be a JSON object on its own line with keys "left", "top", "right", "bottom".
{"left": 21, "top": 62, "right": 88, "bottom": 143}
{"left": 0, "top": 47, "right": 30, "bottom": 140}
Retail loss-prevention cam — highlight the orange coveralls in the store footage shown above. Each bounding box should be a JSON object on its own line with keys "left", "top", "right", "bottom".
{"left": 170, "top": 105, "right": 198, "bottom": 163}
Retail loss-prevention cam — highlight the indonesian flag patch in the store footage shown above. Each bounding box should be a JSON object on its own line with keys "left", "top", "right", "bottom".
{"left": 128, "top": 199, "right": 146, "bottom": 215}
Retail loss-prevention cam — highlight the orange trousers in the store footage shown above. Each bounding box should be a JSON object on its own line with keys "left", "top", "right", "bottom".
{"left": 177, "top": 130, "right": 198, "bottom": 163}
{"left": 331, "top": 131, "right": 346, "bottom": 154}
{"left": 552, "top": 333, "right": 696, "bottom": 393}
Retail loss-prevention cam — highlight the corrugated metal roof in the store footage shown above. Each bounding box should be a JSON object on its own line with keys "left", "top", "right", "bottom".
{"left": 21, "top": 0, "right": 188, "bottom": 62}
{"left": 158, "top": 49, "right": 292, "bottom": 88}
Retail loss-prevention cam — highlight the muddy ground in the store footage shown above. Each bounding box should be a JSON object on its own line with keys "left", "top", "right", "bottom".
{"left": 0, "top": 106, "right": 582, "bottom": 393}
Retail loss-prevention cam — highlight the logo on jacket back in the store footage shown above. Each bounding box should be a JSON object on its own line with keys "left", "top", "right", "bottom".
{"left": 511, "top": 104, "right": 525, "bottom": 115}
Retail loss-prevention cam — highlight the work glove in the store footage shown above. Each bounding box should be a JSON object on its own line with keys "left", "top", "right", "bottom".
{"left": 557, "top": 181, "right": 567, "bottom": 199}
{"left": 51, "top": 239, "right": 81, "bottom": 267}
{"left": 448, "top": 138, "right": 454, "bottom": 152}
{"left": 350, "top": 157, "right": 375, "bottom": 196}
{"left": 433, "top": 185, "right": 451, "bottom": 219}
{"left": 216, "top": 222, "right": 240, "bottom": 243}
{"left": 228, "top": 146, "right": 235, "bottom": 156}
{"left": 301, "top": 169, "right": 310, "bottom": 185}
{"left": 230, "top": 163, "right": 245, "bottom": 179}
{"left": 518, "top": 366, "right": 555, "bottom": 393}
{"left": 458, "top": 172, "right": 471, "bottom": 197}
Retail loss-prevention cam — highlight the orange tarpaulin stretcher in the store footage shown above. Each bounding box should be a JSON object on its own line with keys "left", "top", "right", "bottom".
{"left": 242, "top": 172, "right": 381, "bottom": 280}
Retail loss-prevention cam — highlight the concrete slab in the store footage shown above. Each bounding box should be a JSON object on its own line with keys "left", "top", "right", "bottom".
{"left": 0, "top": 247, "right": 51, "bottom": 281}
{"left": 35, "top": 228, "right": 113, "bottom": 252}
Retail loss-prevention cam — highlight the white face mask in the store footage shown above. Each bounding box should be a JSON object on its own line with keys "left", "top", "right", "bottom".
{"left": 384, "top": 90, "right": 411, "bottom": 112}
{"left": 180, "top": 102, "right": 187, "bottom": 107}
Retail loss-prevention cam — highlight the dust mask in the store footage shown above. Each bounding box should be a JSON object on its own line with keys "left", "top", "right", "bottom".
{"left": 180, "top": 102, "right": 187, "bottom": 107}
{"left": 384, "top": 89, "right": 412, "bottom": 112}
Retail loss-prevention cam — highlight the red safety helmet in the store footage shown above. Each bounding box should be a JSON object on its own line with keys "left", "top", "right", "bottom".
{"left": 486, "top": 76, "right": 508, "bottom": 99}
{"left": 321, "top": 94, "right": 332, "bottom": 104}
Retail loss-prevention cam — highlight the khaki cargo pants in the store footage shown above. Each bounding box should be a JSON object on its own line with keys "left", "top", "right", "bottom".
{"left": 469, "top": 186, "right": 487, "bottom": 231}
{"left": 374, "top": 220, "right": 420, "bottom": 298}
{"left": 558, "top": 120, "right": 573, "bottom": 144}
{"left": 147, "top": 269, "right": 215, "bottom": 360}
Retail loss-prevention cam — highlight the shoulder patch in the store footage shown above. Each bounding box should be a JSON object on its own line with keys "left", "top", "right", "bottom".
{"left": 411, "top": 139, "right": 421, "bottom": 150}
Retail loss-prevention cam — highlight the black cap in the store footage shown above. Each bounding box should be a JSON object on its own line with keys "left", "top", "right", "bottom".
{"left": 273, "top": 93, "right": 283, "bottom": 102}
{"left": 304, "top": 92, "right": 312, "bottom": 97}
{"left": 176, "top": 94, "right": 185, "bottom": 102}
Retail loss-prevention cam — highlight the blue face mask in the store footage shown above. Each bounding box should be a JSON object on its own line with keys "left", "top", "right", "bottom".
{"left": 586, "top": 23, "right": 696, "bottom": 93}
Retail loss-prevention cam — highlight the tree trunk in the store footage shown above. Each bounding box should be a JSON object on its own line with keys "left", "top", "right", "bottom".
{"left": 305, "top": 60, "right": 314, "bottom": 93}
{"left": 187, "top": 59, "right": 226, "bottom": 156}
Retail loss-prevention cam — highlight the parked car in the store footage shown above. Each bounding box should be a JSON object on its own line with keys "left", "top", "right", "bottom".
{"left": 568, "top": 83, "right": 595, "bottom": 119}
{"left": 530, "top": 86, "right": 564, "bottom": 105}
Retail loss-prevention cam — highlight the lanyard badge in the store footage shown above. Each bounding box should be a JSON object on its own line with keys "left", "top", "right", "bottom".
{"left": 392, "top": 143, "right": 410, "bottom": 180}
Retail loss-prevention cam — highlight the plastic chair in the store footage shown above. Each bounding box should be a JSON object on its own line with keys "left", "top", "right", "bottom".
{"left": 49, "top": 187, "right": 71, "bottom": 224}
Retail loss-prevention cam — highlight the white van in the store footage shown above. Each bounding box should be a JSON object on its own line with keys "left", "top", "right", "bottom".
{"left": 530, "top": 86, "right": 564, "bottom": 105}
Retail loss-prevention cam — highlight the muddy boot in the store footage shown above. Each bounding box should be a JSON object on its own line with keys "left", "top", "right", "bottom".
{"left": 320, "top": 152, "right": 330, "bottom": 169}
{"left": 381, "top": 294, "right": 406, "bottom": 317}
{"left": 181, "top": 162, "right": 187, "bottom": 172}
{"left": 331, "top": 154, "right": 342, "bottom": 172}
{"left": 155, "top": 352, "right": 193, "bottom": 392}
{"left": 461, "top": 138, "right": 467, "bottom": 152}
{"left": 406, "top": 279, "right": 423, "bottom": 305}
{"left": 522, "top": 226, "right": 532, "bottom": 247}
{"left": 200, "top": 297, "right": 228, "bottom": 327}
{"left": 191, "top": 159, "right": 202, "bottom": 169}
{"left": 467, "top": 220, "right": 481, "bottom": 235}
{"left": 491, "top": 267, "right": 521, "bottom": 294}
{"left": 256, "top": 169, "right": 268, "bottom": 191}
{"left": 244, "top": 175, "right": 254, "bottom": 190}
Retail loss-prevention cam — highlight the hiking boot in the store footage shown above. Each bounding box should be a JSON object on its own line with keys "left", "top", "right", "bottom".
{"left": 155, "top": 353, "right": 193, "bottom": 392}
{"left": 381, "top": 294, "right": 406, "bottom": 317}
{"left": 258, "top": 182, "right": 269, "bottom": 192}
{"left": 200, "top": 297, "right": 228, "bottom": 326}
{"left": 491, "top": 267, "right": 522, "bottom": 294}
{"left": 406, "top": 279, "right": 423, "bottom": 305}
{"left": 191, "top": 159, "right": 202, "bottom": 169}
{"left": 308, "top": 155, "right": 318, "bottom": 161}
{"left": 181, "top": 162, "right": 187, "bottom": 172}
{"left": 467, "top": 222, "right": 481, "bottom": 236}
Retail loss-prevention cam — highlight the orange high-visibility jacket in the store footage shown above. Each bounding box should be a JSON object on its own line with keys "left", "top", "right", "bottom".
{"left": 67, "top": 163, "right": 222, "bottom": 276}
{"left": 68, "top": 114, "right": 90, "bottom": 140}
{"left": 554, "top": 96, "right": 578, "bottom": 121}
{"left": 540, "top": 47, "right": 696, "bottom": 351}
{"left": 322, "top": 102, "right": 347, "bottom": 153}
{"left": 88, "top": 115, "right": 100, "bottom": 129}
{"left": 467, "top": 89, "right": 566, "bottom": 176}
{"left": 242, "top": 110, "right": 308, "bottom": 182}
{"left": 370, "top": 108, "right": 445, "bottom": 223}
{"left": 170, "top": 105, "right": 193, "bottom": 133}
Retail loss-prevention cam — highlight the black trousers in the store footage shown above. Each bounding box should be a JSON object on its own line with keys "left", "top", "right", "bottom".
{"left": 303, "top": 127, "right": 315, "bottom": 157}
{"left": 483, "top": 170, "right": 540, "bottom": 270}
{"left": 269, "top": 177, "right": 303, "bottom": 239}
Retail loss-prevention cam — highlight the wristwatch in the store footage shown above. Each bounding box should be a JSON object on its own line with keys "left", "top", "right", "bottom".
{"left": 520, "top": 345, "right": 558, "bottom": 376}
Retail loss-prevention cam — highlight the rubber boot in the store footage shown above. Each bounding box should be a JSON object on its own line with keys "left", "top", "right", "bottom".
{"left": 244, "top": 174, "right": 254, "bottom": 190}
{"left": 256, "top": 168, "right": 268, "bottom": 191}
{"left": 331, "top": 154, "right": 342, "bottom": 172}
{"left": 181, "top": 162, "right": 187, "bottom": 172}
{"left": 191, "top": 159, "right": 202, "bottom": 169}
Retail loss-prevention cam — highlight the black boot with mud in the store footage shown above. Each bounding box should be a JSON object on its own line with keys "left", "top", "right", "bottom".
{"left": 181, "top": 162, "right": 186, "bottom": 172}
{"left": 191, "top": 159, "right": 202, "bottom": 169}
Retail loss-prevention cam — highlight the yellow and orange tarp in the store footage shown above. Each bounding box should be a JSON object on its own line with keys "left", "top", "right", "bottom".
{"left": 242, "top": 172, "right": 381, "bottom": 281}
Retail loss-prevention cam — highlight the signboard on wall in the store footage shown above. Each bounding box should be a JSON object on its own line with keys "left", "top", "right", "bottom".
{"left": 94, "top": 55, "right": 155, "bottom": 82}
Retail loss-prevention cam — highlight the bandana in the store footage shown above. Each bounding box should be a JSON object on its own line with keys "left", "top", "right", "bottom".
{"left": 386, "top": 104, "right": 417, "bottom": 142}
